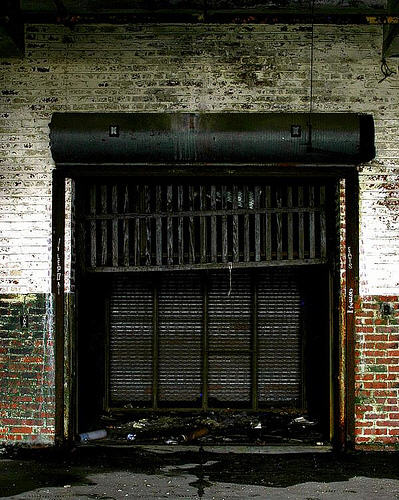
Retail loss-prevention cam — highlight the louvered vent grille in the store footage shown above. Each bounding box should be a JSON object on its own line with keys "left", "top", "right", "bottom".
{"left": 109, "top": 275, "right": 153, "bottom": 403}
{"left": 257, "top": 269, "right": 302, "bottom": 404}
{"left": 208, "top": 271, "right": 252, "bottom": 403}
{"left": 108, "top": 268, "right": 305, "bottom": 409}
{"left": 158, "top": 273, "right": 202, "bottom": 403}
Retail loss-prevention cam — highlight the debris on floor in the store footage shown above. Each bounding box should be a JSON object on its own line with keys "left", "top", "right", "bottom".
{"left": 96, "top": 409, "right": 324, "bottom": 446}
{"left": 79, "top": 429, "right": 107, "bottom": 442}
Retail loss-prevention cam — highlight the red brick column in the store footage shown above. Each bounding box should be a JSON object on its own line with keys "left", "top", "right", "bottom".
{"left": 355, "top": 296, "right": 399, "bottom": 448}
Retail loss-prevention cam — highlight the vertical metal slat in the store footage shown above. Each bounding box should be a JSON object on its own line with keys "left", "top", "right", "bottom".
{"left": 243, "top": 185, "right": 250, "bottom": 262}
{"left": 111, "top": 185, "right": 118, "bottom": 266}
{"left": 232, "top": 185, "right": 239, "bottom": 262}
{"left": 320, "top": 185, "right": 327, "bottom": 259}
{"left": 200, "top": 185, "right": 207, "bottom": 264}
{"left": 265, "top": 185, "right": 272, "bottom": 260}
{"left": 221, "top": 185, "right": 228, "bottom": 263}
{"left": 89, "top": 184, "right": 97, "bottom": 268}
{"left": 100, "top": 184, "right": 107, "bottom": 266}
{"left": 189, "top": 185, "right": 195, "bottom": 264}
{"left": 287, "top": 185, "right": 294, "bottom": 260}
{"left": 145, "top": 185, "right": 152, "bottom": 266}
{"left": 276, "top": 187, "right": 283, "bottom": 260}
{"left": 155, "top": 185, "right": 163, "bottom": 266}
{"left": 167, "top": 185, "right": 173, "bottom": 265}
{"left": 309, "top": 185, "right": 315, "bottom": 259}
{"left": 177, "top": 185, "right": 184, "bottom": 265}
{"left": 122, "top": 185, "right": 129, "bottom": 266}
{"left": 133, "top": 185, "right": 140, "bottom": 266}
{"left": 298, "top": 186, "right": 305, "bottom": 259}
{"left": 210, "top": 185, "right": 217, "bottom": 263}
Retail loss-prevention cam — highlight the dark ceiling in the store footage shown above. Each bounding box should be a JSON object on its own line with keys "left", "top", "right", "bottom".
{"left": 1, "top": 0, "right": 398, "bottom": 57}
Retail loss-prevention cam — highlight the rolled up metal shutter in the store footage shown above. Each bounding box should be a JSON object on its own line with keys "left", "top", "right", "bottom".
{"left": 109, "top": 274, "right": 153, "bottom": 404}
{"left": 108, "top": 268, "right": 304, "bottom": 409}
{"left": 208, "top": 271, "right": 252, "bottom": 404}
{"left": 257, "top": 269, "right": 302, "bottom": 405}
{"left": 158, "top": 272, "right": 202, "bottom": 403}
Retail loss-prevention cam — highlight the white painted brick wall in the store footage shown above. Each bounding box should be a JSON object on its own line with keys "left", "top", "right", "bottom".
{"left": 0, "top": 23, "right": 398, "bottom": 295}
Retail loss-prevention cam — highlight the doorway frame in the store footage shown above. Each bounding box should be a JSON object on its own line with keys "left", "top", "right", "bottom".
{"left": 52, "top": 165, "right": 358, "bottom": 450}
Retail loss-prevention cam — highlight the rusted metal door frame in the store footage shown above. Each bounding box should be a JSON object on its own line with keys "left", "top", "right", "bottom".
{"left": 51, "top": 170, "right": 65, "bottom": 445}
{"left": 342, "top": 171, "right": 359, "bottom": 451}
{"left": 53, "top": 166, "right": 358, "bottom": 449}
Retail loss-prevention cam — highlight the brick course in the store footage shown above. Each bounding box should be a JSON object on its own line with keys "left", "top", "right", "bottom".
{"left": 0, "top": 294, "right": 55, "bottom": 443}
{"left": 355, "top": 296, "right": 399, "bottom": 447}
{"left": 0, "top": 23, "right": 398, "bottom": 446}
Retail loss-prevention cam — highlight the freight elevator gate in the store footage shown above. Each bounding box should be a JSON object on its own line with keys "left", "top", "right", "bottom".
{"left": 76, "top": 179, "right": 332, "bottom": 431}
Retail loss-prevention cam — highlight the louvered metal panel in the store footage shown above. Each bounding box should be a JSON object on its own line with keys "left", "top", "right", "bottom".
{"left": 108, "top": 267, "right": 306, "bottom": 409}
{"left": 208, "top": 354, "right": 252, "bottom": 403}
{"left": 109, "top": 275, "right": 153, "bottom": 404}
{"left": 208, "top": 271, "right": 252, "bottom": 351}
{"left": 208, "top": 270, "right": 252, "bottom": 403}
{"left": 158, "top": 272, "right": 202, "bottom": 403}
{"left": 257, "top": 269, "right": 302, "bottom": 404}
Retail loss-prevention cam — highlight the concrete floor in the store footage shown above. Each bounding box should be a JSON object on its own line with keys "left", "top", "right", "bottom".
{"left": 1, "top": 445, "right": 399, "bottom": 499}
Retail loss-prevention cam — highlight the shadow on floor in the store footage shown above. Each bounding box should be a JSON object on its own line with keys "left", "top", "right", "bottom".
{"left": 1, "top": 445, "right": 399, "bottom": 498}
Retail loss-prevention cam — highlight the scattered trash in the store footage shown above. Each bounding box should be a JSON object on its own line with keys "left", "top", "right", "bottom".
{"left": 182, "top": 428, "right": 209, "bottom": 443}
{"left": 290, "top": 416, "right": 316, "bottom": 426}
{"left": 130, "top": 419, "right": 148, "bottom": 429}
{"left": 165, "top": 438, "right": 179, "bottom": 445}
{"left": 79, "top": 429, "right": 107, "bottom": 442}
{"left": 103, "top": 409, "right": 323, "bottom": 445}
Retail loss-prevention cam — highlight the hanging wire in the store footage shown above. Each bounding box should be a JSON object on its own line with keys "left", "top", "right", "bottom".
{"left": 227, "top": 262, "right": 233, "bottom": 297}
{"left": 379, "top": 58, "right": 396, "bottom": 84}
{"left": 307, "top": 0, "right": 316, "bottom": 152}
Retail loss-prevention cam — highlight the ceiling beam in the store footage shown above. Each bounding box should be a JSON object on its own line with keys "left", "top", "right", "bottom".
{"left": 0, "top": 0, "right": 23, "bottom": 57}
{"left": 16, "top": 4, "right": 398, "bottom": 25}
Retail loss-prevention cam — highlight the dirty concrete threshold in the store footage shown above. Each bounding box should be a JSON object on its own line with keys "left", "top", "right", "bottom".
{"left": 2, "top": 444, "right": 399, "bottom": 499}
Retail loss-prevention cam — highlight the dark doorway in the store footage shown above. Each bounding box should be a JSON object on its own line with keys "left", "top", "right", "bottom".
{"left": 75, "top": 178, "right": 334, "bottom": 442}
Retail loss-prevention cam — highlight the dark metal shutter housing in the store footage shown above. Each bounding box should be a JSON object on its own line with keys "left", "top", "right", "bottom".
{"left": 109, "top": 268, "right": 304, "bottom": 409}
{"left": 50, "top": 112, "right": 375, "bottom": 165}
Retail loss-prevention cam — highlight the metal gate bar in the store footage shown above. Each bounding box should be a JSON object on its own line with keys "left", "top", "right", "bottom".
{"left": 81, "top": 182, "right": 330, "bottom": 272}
